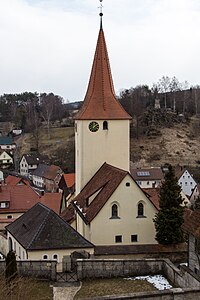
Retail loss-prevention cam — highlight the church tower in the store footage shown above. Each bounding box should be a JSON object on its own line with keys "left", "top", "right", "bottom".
{"left": 75, "top": 6, "right": 131, "bottom": 194}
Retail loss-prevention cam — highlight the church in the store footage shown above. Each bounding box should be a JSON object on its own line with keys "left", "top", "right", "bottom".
{"left": 62, "top": 9, "right": 159, "bottom": 246}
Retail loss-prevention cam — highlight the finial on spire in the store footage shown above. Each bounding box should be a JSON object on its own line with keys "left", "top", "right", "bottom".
{"left": 98, "top": 0, "right": 103, "bottom": 30}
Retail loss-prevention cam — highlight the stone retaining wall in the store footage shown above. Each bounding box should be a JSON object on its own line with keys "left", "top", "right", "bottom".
{"left": 76, "top": 258, "right": 200, "bottom": 299}
{"left": 0, "top": 260, "right": 56, "bottom": 281}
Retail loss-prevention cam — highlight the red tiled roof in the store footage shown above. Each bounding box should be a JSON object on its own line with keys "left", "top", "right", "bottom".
{"left": 0, "top": 185, "right": 40, "bottom": 213}
{"left": 5, "top": 175, "right": 29, "bottom": 186}
{"left": 143, "top": 188, "right": 160, "bottom": 210}
{"left": 40, "top": 193, "right": 62, "bottom": 214}
{"left": 75, "top": 28, "right": 131, "bottom": 120}
{"left": 63, "top": 173, "right": 75, "bottom": 188}
{"left": 62, "top": 163, "right": 128, "bottom": 223}
{"left": 44, "top": 165, "right": 62, "bottom": 181}
{"left": 182, "top": 208, "right": 200, "bottom": 238}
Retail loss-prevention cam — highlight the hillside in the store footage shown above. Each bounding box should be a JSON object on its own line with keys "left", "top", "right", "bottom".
{"left": 14, "top": 120, "right": 200, "bottom": 173}
{"left": 130, "top": 122, "right": 200, "bottom": 168}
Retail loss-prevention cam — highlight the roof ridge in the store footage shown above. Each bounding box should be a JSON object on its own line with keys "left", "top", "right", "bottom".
{"left": 26, "top": 204, "right": 51, "bottom": 249}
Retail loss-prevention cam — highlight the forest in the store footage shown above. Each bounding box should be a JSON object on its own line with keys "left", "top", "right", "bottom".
{"left": 1, "top": 76, "right": 200, "bottom": 133}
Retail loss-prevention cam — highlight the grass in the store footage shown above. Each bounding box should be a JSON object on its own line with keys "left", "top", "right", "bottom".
{"left": 39, "top": 127, "right": 74, "bottom": 145}
{"left": 18, "top": 126, "right": 74, "bottom": 155}
{"left": 74, "top": 277, "right": 157, "bottom": 299}
{"left": 0, "top": 276, "right": 53, "bottom": 300}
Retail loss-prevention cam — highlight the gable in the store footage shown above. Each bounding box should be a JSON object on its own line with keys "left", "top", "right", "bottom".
{"left": 63, "top": 167, "right": 159, "bottom": 225}
{"left": 0, "top": 151, "right": 12, "bottom": 159}
{"left": 94, "top": 174, "right": 158, "bottom": 220}
{"left": 6, "top": 203, "right": 94, "bottom": 250}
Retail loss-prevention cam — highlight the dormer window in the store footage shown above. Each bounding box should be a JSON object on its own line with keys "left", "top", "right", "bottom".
{"left": 103, "top": 121, "right": 108, "bottom": 130}
{"left": 0, "top": 202, "right": 9, "bottom": 208}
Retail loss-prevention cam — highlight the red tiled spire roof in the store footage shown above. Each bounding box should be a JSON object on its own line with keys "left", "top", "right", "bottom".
{"left": 75, "top": 25, "right": 131, "bottom": 120}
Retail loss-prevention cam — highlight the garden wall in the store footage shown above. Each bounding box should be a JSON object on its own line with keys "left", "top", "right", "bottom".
{"left": 76, "top": 258, "right": 200, "bottom": 299}
{"left": 0, "top": 260, "right": 56, "bottom": 281}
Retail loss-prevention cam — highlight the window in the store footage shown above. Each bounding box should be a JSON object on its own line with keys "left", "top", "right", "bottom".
{"left": 126, "top": 182, "right": 130, "bottom": 187}
{"left": 111, "top": 204, "right": 119, "bottom": 219}
{"left": 131, "top": 235, "right": 138, "bottom": 242}
{"left": 115, "top": 235, "right": 122, "bottom": 243}
{"left": 190, "top": 182, "right": 193, "bottom": 185}
{"left": 53, "top": 254, "right": 58, "bottom": 260}
{"left": 103, "top": 121, "right": 108, "bottom": 130}
{"left": 7, "top": 215, "right": 12, "bottom": 219}
{"left": 137, "top": 202, "right": 145, "bottom": 218}
{"left": 147, "top": 181, "right": 150, "bottom": 185}
{"left": 43, "top": 254, "right": 48, "bottom": 260}
{"left": 0, "top": 202, "right": 9, "bottom": 208}
{"left": 185, "top": 182, "right": 187, "bottom": 185}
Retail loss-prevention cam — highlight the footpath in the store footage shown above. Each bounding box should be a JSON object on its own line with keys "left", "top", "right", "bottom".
{"left": 53, "top": 282, "right": 81, "bottom": 300}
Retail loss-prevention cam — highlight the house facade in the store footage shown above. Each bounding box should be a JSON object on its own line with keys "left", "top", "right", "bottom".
{"left": 0, "top": 151, "right": 13, "bottom": 169}
{"left": 177, "top": 169, "right": 197, "bottom": 197}
{"left": 0, "top": 136, "right": 16, "bottom": 155}
{"left": 19, "top": 153, "right": 49, "bottom": 176}
{"left": 131, "top": 168, "right": 164, "bottom": 188}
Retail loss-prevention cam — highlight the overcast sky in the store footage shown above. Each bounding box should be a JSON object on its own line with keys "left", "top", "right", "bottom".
{"left": 1, "top": 0, "right": 200, "bottom": 102}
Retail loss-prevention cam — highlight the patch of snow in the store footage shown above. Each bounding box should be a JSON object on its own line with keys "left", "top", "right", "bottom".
{"left": 124, "top": 275, "right": 172, "bottom": 290}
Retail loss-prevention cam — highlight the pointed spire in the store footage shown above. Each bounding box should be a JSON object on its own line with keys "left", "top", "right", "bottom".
{"left": 75, "top": 3, "right": 131, "bottom": 120}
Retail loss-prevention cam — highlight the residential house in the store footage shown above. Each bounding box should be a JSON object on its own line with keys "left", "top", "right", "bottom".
{"left": 0, "top": 184, "right": 40, "bottom": 230}
{"left": 131, "top": 168, "right": 164, "bottom": 188}
{"left": 62, "top": 163, "right": 159, "bottom": 246}
{"left": 182, "top": 209, "right": 200, "bottom": 276}
{"left": 0, "top": 136, "right": 16, "bottom": 155}
{"left": 5, "top": 175, "right": 30, "bottom": 186}
{"left": 6, "top": 202, "right": 94, "bottom": 263}
{"left": 0, "top": 151, "right": 13, "bottom": 169}
{"left": 176, "top": 168, "right": 197, "bottom": 198}
{"left": 43, "top": 165, "right": 63, "bottom": 192}
{"left": 59, "top": 173, "right": 75, "bottom": 212}
{"left": 32, "top": 164, "right": 63, "bottom": 192}
{"left": 0, "top": 183, "right": 62, "bottom": 230}
{"left": 32, "top": 164, "right": 48, "bottom": 189}
{"left": 19, "top": 153, "right": 49, "bottom": 176}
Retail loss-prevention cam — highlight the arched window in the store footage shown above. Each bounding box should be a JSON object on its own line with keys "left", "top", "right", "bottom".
{"left": 53, "top": 254, "right": 58, "bottom": 261}
{"left": 43, "top": 254, "right": 48, "bottom": 260}
{"left": 103, "top": 121, "right": 108, "bottom": 130}
{"left": 137, "top": 202, "right": 144, "bottom": 217}
{"left": 111, "top": 204, "right": 119, "bottom": 218}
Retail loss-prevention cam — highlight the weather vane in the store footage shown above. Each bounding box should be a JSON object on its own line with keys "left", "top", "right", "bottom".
{"left": 98, "top": 0, "right": 103, "bottom": 17}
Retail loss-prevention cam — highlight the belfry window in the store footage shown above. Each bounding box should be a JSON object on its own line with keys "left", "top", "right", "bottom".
{"left": 103, "top": 121, "right": 108, "bottom": 130}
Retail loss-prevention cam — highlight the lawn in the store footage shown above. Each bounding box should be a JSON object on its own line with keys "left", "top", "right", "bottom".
{"left": 74, "top": 277, "right": 157, "bottom": 299}
{"left": 0, "top": 276, "right": 53, "bottom": 300}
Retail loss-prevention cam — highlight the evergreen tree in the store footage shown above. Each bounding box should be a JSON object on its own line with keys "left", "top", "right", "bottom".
{"left": 5, "top": 251, "right": 17, "bottom": 281}
{"left": 154, "top": 165, "right": 184, "bottom": 244}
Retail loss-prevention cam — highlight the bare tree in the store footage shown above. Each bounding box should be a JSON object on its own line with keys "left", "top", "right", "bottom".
{"left": 157, "top": 76, "right": 171, "bottom": 109}
{"left": 180, "top": 81, "right": 189, "bottom": 114}
{"left": 169, "top": 76, "right": 180, "bottom": 112}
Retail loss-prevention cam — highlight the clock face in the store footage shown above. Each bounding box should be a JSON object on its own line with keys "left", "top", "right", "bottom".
{"left": 89, "top": 121, "right": 99, "bottom": 132}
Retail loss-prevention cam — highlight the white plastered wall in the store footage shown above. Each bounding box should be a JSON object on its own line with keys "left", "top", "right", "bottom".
{"left": 82, "top": 174, "right": 158, "bottom": 245}
{"left": 75, "top": 119, "right": 130, "bottom": 194}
